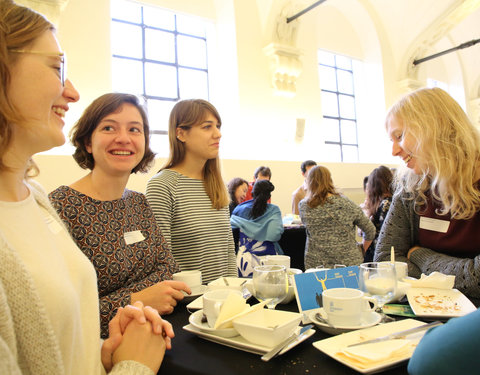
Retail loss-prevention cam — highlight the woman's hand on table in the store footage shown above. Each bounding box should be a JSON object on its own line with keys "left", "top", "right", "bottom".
{"left": 131, "top": 280, "right": 191, "bottom": 315}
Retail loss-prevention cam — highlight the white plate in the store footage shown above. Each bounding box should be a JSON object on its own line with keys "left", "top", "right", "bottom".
{"left": 188, "top": 310, "right": 239, "bottom": 338}
{"left": 313, "top": 319, "right": 428, "bottom": 374}
{"left": 184, "top": 323, "right": 315, "bottom": 355}
{"left": 180, "top": 285, "right": 208, "bottom": 304}
{"left": 406, "top": 287, "right": 476, "bottom": 318}
{"left": 308, "top": 308, "right": 382, "bottom": 335}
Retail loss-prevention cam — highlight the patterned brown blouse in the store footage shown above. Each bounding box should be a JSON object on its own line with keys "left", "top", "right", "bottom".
{"left": 49, "top": 185, "right": 179, "bottom": 338}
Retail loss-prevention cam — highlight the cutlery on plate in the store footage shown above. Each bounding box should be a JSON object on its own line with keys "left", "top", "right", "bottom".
{"left": 346, "top": 320, "right": 443, "bottom": 347}
{"left": 261, "top": 324, "right": 314, "bottom": 362}
{"left": 314, "top": 312, "right": 335, "bottom": 328}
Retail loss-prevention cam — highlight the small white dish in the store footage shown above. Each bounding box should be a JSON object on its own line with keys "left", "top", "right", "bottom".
{"left": 308, "top": 308, "right": 382, "bottom": 335}
{"left": 181, "top": 285, "right": 208, "bottom": 304}
{"left": 188, "top": 309, "right": 239, "bottom": 338}
{"left": 184, "top": 323, "right": 315, "bottom": 355}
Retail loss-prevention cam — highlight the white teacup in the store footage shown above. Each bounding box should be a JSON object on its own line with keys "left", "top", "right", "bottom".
{"left": 262, "top": 255, "right": 291, "bottom": 269}
{"left": 172, "top": 270, "right": 202, "bottom": 289}
{"left": 380, "top": 261, "right": 408, "bottom": 280}
{"left": 322, "top": 288, "right": 378, "bottom": 327}
{"left": 203, "top": 289, "right": 243, "bottom": 328}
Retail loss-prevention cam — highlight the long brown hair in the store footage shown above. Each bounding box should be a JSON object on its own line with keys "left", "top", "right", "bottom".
{"left": 0, "top": 0, "right": 53, "bottom": 175}
{"left": 162, "top": 99, "right": 229, "bottom": 209}
{"left": 365, "top": 166, "right": 393, "bottom": 217}
{"left": 305, "top": 165, "right": 339, "bottom": 208}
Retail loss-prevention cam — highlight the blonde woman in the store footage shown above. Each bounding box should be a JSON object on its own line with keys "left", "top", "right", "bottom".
{"left": 375, "top": 88, "right": 480, "bottom": 298}
{"left": 146, "top": 99, "right": 236, "bottom": 283}
{"left": 299, "top": 166, "right": 375, "bottom": 269}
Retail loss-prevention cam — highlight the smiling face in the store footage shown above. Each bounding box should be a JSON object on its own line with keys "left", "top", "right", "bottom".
{"left": 176, "top": 111, "right": 221, "bottom": 162}
{"left": 86, "top": 103, "right": 145, "bottom": 177}
{"left": 8, "top": 30, "right": 79, "bottom": 155}
{"left": 234, "top": 182, "right": 248, "bottom": 204}
{"left": 386, "top": 116, "right": 425, "bottom": 175}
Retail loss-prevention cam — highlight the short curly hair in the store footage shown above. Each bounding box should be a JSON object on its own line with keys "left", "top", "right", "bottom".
{"left": 70, "top": 93, "right": 155, "bottom": 173}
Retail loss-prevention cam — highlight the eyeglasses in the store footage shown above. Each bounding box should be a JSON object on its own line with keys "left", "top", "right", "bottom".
{"left": 10, "top": 50, "right": 66, "bottom": 86}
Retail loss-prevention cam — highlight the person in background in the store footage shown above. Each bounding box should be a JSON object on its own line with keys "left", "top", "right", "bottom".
{"left": 146, "top": 99, "right": 237, "bottom": 284}
{"left": 374, "top": 88, "right": 480, "bottom": 298}
{"left": 231, "top": 180, "right": 284, "bottom": 277}
{"left": 408, "top": 309, "right": 480, "bottom": 374}
{"left": 291, "top": 160, "right": 317, "bottom": 215}
{"left": 242, "top": 165, "right": 272, "bottom": 202}
{"left": 227, "top": 177, "right": 248, "bottom": 215}
{"left": 362, "top": 165, "right": 393, "bottom": 262}
{"left": 299, "top": 166, "right": 375, "bottom": 269}
{"left": 49, "top": 93, "right": 189, "bottom": 338}
{"left": 0, "top": 2, "right": 170, "bottom": 373}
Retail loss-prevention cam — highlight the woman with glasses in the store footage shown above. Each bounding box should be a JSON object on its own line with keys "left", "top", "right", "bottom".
{"left": 0, "top": 1, "right": 170, "bottom": 374}
{"left": 146, "top": 99, "right": 237, "bottom": 284}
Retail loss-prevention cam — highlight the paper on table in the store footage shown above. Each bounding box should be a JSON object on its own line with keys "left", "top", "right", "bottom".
{"left": 403, "top": 272, "right": 455, "bottom": 289}
{"left": 336, "top": 339, "right": 413, "bottom": 369}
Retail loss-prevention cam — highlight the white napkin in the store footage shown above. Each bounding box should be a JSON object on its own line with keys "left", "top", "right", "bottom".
{"left": 403, "top": 272, "right": 455, "bottom": 289}
{"left": 214, "top": 293, "right": 249, "bottom": 329}
{"left": 336, "top": 339, "right": 414, "bottom": 369}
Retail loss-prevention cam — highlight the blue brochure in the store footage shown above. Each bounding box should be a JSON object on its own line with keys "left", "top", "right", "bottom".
{"left": 293, "top": 266, "right": 360, "bottom": 314}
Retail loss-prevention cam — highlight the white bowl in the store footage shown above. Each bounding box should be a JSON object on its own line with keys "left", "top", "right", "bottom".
{"left": 232, "top": 309, "right": 301, "bottom": 347}
{"left": 207, "top": 277, "right": 247, "bottom": 292}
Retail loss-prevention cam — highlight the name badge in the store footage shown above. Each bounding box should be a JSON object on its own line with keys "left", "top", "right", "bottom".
{"left": 124, "top": 230, "right": 145, "bottom": 245}
{"left": 419, "top": 217, "right": 450, "bottom": 233}
{"left": 44, "top": 214, "right": 63, "bottom": 235}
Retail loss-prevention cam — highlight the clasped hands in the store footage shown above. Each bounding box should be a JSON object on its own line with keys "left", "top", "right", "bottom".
{"left": 101, "top": 300, "right": 174, "bottom": 373}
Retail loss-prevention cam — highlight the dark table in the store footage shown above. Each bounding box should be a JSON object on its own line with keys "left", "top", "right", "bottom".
{"left": 158, "top": 300, "right": 410, "bottom": 375}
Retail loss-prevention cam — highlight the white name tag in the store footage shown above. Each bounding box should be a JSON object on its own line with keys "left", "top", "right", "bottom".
{"left": 419, "top": 217, "right": 450, "bottom": 233}
{"left": 44, "top": 215, "right": 63, "bottom": 234}
{"left": 124, "top": 230, "right": 145, "bottom": 245}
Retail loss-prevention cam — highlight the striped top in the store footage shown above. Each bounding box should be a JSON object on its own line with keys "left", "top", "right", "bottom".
{"left": 146, "top": 169, "right": 237, "bottom": 283}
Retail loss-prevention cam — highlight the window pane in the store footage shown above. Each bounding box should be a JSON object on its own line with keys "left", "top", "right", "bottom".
{"left": 143, "top": 6, "right": 175, "bottom": 30}
{"left": 112, "top": 58, "right": 143, "bottom": 94}
{"left": 337, "top": 69, "right": 354, "bottom": 94}
{"left": 321, "top": 91, "right": 339, "bottom": 117}
{"left": 318, "top": 65, "right": 336, "bottom": 91}
{"left": 179, "top": 68, "right": 208, "bottom": 99}
{"left": 111, "top": 0, "right": 141, "bottom": 23}
{"left": 342, "top": 145, "right": 359, "bottom": 162}
{"left": 335, "top": 55, "right": 352, "bottom": 70}
{"left": 146, "top": 99, "right": 175, "bottom": 132}
{"left": 318, "top": 50, "right": 335, "bottom": 66}
{"left": 323, "top": 118, "right": 340, "bottom": 142}
{"left": 145, "top": 63, "right": 178, "bottom": 98}
{"left": 323, "top": 143, "right": 342, "bottom": 162}
{"left": 111, "top": 21, "right": 142, "bottom": 58}
{"left": 339, "top": 94, "right": 355, "bottom": 119}
{"left": 145, "top": 28, "right": 175, "bottom": 63}
{"left": 178, "top": 35, "right": 207, "bottom": 69}
{"left": 340, "top": 120, "right": 357, "bottom": 144}
{"left": 177, "top": 14, "right": 206, "bottom": 37}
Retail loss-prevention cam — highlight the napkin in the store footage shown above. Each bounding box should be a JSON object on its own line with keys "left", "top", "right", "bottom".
{"left": 214, "top": 293, "right": 249, "bottom": 329}
{"left": 336, "top": 339, "right": 414, "bottom": 369}
{"left": 403, "top": 272, "right": 455, "bottom": 289}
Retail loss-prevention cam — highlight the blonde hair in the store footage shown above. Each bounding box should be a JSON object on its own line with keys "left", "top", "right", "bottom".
{"left": 305, "top": 165, "right": 339, "bottom": 208}
{"left": 386, "top": 87, "right": 480, "bottom": 219}
{"left": 162, "top": 99, "right": 229, "bottom": 210}
{"left": 0, "top": 0, "right": 53, "bottom": 176}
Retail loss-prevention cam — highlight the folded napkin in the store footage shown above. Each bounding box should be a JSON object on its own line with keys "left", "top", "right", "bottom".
{"left": 214, "top": 293, "right": 249, "bottom": 329}
{"left": 336, "top": 339, "right": 414, "bottom": 369}
{"left": 403, "top": 272, "right": 455, "bottom": 289}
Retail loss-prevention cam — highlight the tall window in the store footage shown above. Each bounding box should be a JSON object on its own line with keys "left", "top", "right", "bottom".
{"left": 318, "top": 50, "right": 359, "bottom": 162}
{"left": 111, "top": 0, "right": 210, "bottom": 134}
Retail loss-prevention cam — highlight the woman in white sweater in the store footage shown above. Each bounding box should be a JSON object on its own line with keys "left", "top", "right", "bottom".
{"left": 0, "top": 2, "right": 169, "bottom": 374}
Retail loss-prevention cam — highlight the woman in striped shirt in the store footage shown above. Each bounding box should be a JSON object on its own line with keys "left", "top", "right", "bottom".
{"left": 146, "top": 99, "right": 237, "bottom": 283}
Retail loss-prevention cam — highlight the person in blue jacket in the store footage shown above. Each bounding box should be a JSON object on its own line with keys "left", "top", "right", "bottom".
{"left": 231, "top": 180, "right": 284, "bottom": 277}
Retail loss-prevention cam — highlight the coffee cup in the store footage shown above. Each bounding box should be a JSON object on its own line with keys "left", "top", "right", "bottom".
{"left": 322, "top": 288, "right": 377, "bottom": 327}
{"left": 262, "top": 255, "right": 291, "bottom": 269}
{"left": 380, "top": 261, "right": 408, "bottom": 280}
{"left": 172, "top": 270, "right": 202, "bottom": 290}
{"left": 203, "top": 289, "right": 243, "bottom": 328}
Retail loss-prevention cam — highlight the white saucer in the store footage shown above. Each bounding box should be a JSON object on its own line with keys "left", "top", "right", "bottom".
{"left": 308, "top": 308, "right": 382, "bottom": 335}
{"left": 188, "top": 309, "right": 239, "bottom": 338}
{"left": 181, "top": 285, "right": 208, "bottom": 304}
